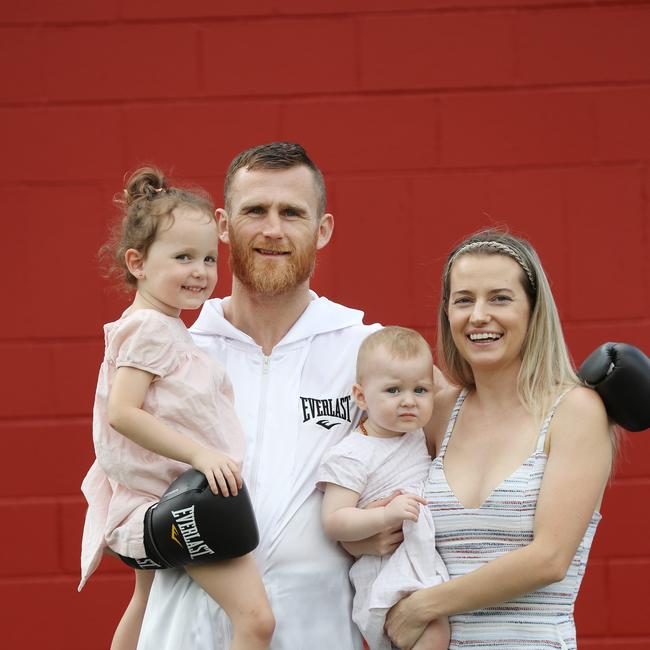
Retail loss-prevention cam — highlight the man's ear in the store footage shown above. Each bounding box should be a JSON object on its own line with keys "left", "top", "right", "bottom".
{"left": 315, "top": 213, "right": 334, "bottom": 251}
{"left": 351, "top": 382, "right": 367, "bottom": 411}
{"left": 216, "top": 208, "right": 230, "bottom": 244}
{"left": 125, "top": 249, "right": 145, "bottom": 279}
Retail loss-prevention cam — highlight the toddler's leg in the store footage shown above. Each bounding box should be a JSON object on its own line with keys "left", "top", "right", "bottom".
{"left": 110, "top": 569, "right": 155, "bottom": 650}
{"left": 411, "top": 616, "right": 450, "bottom": 650}
{"left": 186, "top": 553, "right": 275, "bottom": 650}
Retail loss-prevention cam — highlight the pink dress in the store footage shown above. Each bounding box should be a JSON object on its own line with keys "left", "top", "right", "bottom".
{"left": 79, "top": 309, "right": 245, "bottom": 590}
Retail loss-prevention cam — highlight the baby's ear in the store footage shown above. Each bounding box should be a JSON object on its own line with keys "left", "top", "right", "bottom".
{"left": 351, "top": 383, "right": 367, "bottom": 410}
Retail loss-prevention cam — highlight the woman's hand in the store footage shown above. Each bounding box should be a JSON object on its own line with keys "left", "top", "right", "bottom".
{"left": 385, "top": 590, "right": 432, "bottom": 650}
{"left": 189, "top": 447, "right": 242, "bottom": 496}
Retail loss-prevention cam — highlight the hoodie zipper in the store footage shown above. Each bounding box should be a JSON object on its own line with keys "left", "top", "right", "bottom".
{"left": 250, "top": 354, "right": 271, "bottom": 497}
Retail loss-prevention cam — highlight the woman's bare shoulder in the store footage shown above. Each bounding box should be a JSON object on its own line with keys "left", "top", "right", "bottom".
{"left": 556, "top": 385, "right": 608, "bottom": 426}
{"left": 548, "top": 385, "right": 610, "bottom": 451}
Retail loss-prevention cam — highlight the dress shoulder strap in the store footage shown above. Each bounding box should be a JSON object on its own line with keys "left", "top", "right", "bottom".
{"left": 438, "top": 388, "right": 469, "bottom": 457}
{"left": 535, "top": 387, "right": 575, "bottom": 453}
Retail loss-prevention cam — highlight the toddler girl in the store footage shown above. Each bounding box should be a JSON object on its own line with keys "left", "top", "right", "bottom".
{"left": 318, "top": 327, "right": 449, "bottom": 650}
{"left": 79, "top": 168, "right": 274, "bottom": 650}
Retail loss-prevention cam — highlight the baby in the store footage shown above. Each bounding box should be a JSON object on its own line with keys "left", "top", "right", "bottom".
{"left": 317, "top": 326, "right": 449, "bottom": 650}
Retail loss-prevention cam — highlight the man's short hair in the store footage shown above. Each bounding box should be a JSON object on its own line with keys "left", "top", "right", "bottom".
{"left": 356, "top": 326, "right": 433, "bottom": 383}
{"left": 224, "top": 142, "right": 326, "bottom": 215}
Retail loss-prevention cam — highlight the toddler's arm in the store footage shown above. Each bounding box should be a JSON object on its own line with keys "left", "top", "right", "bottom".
{"left": 108, "top": 365, "right": 241, "bottom": 496}
{"left": 321, "top": 483, "right": 426, "bottom": 542}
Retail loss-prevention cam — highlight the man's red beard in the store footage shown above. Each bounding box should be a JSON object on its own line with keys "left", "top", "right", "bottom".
{"left": 228, "top": 228, "right": 318, "bottom": 296}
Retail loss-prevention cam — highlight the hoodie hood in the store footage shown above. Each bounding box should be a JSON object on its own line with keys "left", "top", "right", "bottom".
{"left": 190, "top": 291, "right": 368, "bottom": 348}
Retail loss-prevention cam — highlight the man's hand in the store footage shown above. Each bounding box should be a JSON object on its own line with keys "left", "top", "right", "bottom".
{"left": 189, "top": 448, "right": 242, "bottom": 496}
{"left": 383, "top": 493, "right": 426, "bottom": 528}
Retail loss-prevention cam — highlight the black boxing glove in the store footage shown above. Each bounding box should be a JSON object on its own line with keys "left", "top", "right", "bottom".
{"left": 578, "top": 342, "right": 650, "bottom": 432}
{"left": 142, "top": 469, "right": 259, "bottom": 569}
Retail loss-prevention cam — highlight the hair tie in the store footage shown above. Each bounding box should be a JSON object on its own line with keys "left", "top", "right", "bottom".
{"left": 144, "top": 185, "right": 166, "bottom": 200}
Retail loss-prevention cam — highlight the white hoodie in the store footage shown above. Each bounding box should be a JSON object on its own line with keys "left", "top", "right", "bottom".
{"left": 137, "top": 293, "right": 380, "bottom": 650}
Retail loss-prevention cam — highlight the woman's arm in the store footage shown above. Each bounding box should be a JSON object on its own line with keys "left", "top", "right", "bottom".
{"left": 386, "top": 386, "right": 612, "bottom": 648}
{"left": 322, "top": 483, "right": 425, "bottom": 542}
{"left": 107, "top": 365, "right": 241, "bottom": 495}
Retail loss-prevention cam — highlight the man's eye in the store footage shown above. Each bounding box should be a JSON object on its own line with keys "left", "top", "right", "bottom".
{"left": 248, "top": 207, "right": 264, "bottom": 215}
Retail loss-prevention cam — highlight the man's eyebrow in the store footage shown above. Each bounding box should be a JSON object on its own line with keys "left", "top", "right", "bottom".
{"left": 278, "top": 202, "right": 307, "bottom": 213}
{"left": 239, "top": 201, "right": 268, "bottom": 211}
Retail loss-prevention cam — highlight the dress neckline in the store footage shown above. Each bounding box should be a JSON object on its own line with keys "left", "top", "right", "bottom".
{"left": 436, "top": 388, "right": 568, "bottom": 511}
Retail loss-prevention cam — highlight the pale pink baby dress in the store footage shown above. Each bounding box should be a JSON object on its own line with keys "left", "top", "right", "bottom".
{"left": 317, "top": 429, "right": 448, "bottom": 650}
{"left": 79, "top": 308, "right": 245, "bottom": 589}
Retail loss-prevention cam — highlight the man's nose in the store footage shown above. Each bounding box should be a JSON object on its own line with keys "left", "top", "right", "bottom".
{"left": 261, "top": 211, "right": 284, "bottom": 239}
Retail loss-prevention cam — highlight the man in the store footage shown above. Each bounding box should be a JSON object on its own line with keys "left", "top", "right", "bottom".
{"left": 137, "top": 142, "right": 385, "bottom": 649}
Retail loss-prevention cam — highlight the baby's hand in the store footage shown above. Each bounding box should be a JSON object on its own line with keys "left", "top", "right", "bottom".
{"left": 383, "top": 493, "right": 427, "bottom": 528}
{"left": 190, "top": 448, "right": 242, "bottom": 496}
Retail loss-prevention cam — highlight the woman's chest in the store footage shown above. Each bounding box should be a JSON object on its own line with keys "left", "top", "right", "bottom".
{"left": 441, "top": 424, "right": 539, "bottom": 510}
{"left": 426, "top": 450, "right": 546, "bottom": 569}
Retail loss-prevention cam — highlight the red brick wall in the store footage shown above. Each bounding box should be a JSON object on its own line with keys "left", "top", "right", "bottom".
{"left": 2, "top": 2, "right": 649, "bottom": 648}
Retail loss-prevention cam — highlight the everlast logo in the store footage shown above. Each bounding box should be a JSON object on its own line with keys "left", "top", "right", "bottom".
{"left": 301, "top": 396, "right": 352, "bottom": 430}
{"left": 170, "top": 524, "right": 183, "bottom": 548}
{"left": 170, "top": 505, "right": 215, "bottom": 559}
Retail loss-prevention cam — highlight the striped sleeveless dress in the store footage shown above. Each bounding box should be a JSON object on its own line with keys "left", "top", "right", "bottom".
{"left": 425, "top": 389, "right": 601, "bottom": 650}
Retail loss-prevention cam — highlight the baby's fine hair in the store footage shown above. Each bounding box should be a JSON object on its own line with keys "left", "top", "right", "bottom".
{"left": 100, "top": 166, "right": 215, "bottom": 288}
{"left": 356, "top": 326, "right": 433, "bottom": 383}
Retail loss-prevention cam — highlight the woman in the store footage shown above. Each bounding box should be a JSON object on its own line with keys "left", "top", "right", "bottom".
{"left": 385, "top": 229, "right": 613, "bottom": 649}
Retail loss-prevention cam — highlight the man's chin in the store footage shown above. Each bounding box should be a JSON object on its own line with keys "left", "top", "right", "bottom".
{"left": 243, "top": 269, "right": 309, "bottom": 296}
{"left": 230, "top": 244, "right": 316, "bottom": 297}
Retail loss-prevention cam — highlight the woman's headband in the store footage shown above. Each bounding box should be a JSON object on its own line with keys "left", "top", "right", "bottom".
{"left": 447, "top": 241, "right": 537, "bottom": 292}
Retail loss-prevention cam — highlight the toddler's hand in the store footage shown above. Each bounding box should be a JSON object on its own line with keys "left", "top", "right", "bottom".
{"left": 383, "top": 493, "right": 427, "bottom": 528}
{"left": 190, "top": 448, "right": 242, "bottom": 496}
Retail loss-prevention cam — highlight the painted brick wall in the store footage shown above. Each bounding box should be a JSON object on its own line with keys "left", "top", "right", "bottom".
{"left": 2, "top": 1, "right": 649, "bottom": 648}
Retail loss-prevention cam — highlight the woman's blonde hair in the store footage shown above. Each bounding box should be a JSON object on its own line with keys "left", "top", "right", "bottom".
{"left": 437, "top": 228, "right": 579, "bottom": 425}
